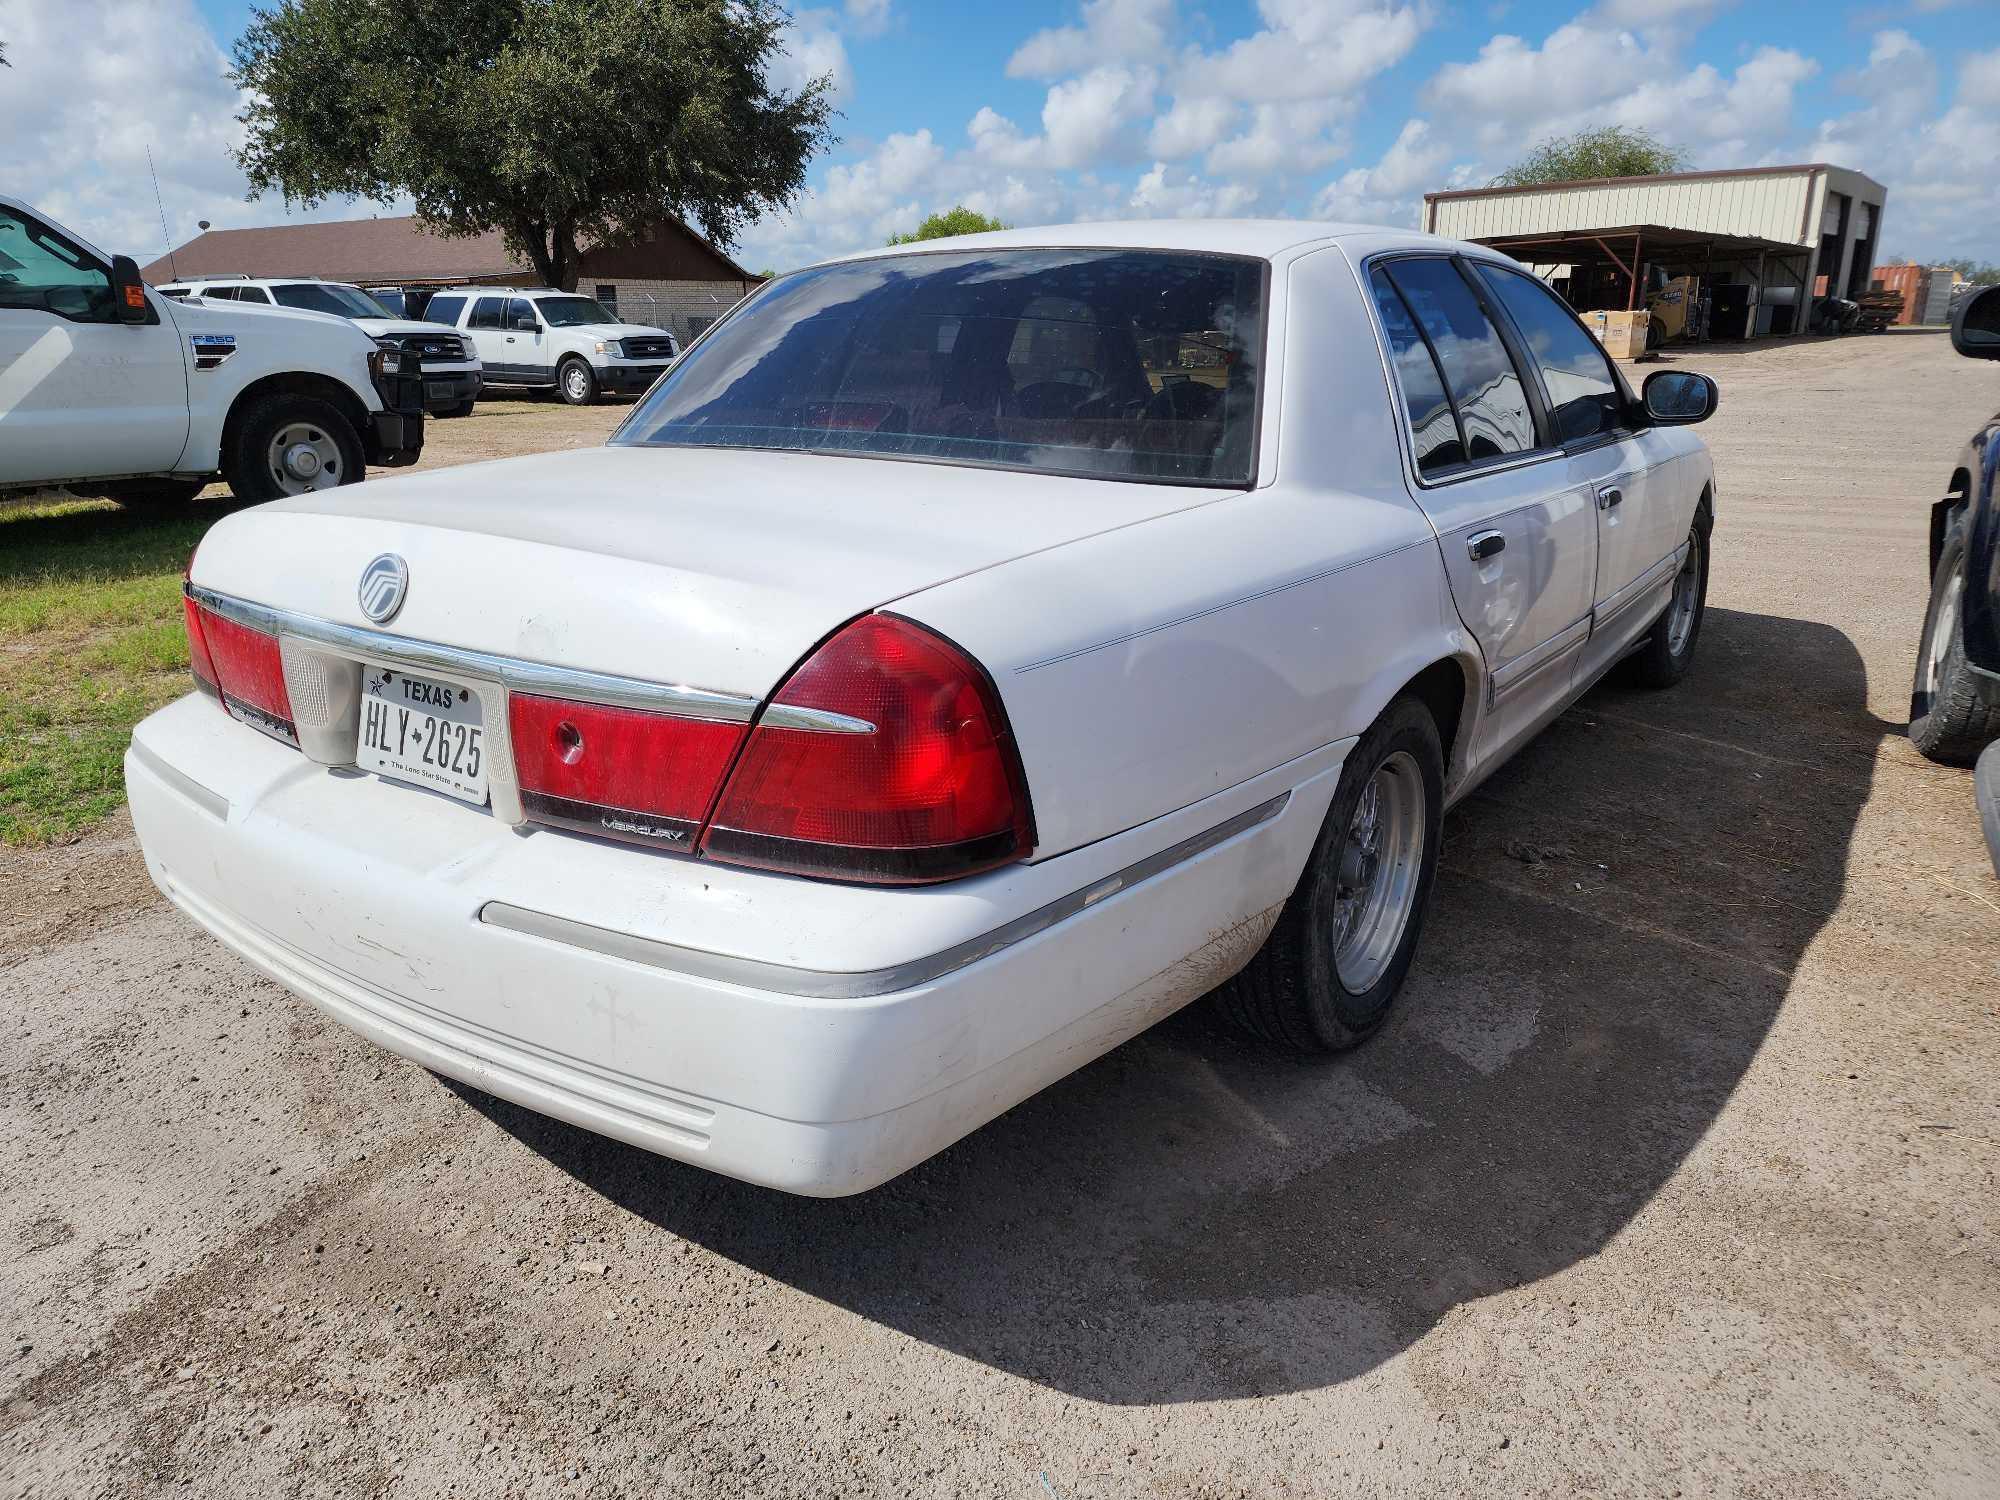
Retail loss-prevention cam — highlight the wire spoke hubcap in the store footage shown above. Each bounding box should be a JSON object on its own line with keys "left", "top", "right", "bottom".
{"left": 1329, "top": 749, "right": 1426, "bottom": 994}
{"left": 267, "top": 423, "right": 341, "bottom": 494}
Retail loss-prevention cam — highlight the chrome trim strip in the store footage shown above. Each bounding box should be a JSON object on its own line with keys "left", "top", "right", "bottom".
{"left": 479, "top": 790, "right": 1293, "bottom": 1000}
{"left": 130, "top": 738, "right": 230, "bottom": 821}
{"left": 1489, "top": 614, "right": 1590, "bottom": 704}
{"left": 186, "top": 584, "right": 871, "bottom": 734}
{"left": 1592, "top": 545, "right": 1684, "bottom": 632}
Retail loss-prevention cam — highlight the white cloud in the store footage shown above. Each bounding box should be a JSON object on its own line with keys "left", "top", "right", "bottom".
{"left": 1962, "top": 48, "right": 2000, "bottom": 104}
{"left": 1128, "top": 162, "right": 1261, "bottom": 217}
{"left": 768, "top": 8, "right": 853, "bottom": 102}
{"left": 1008, "top": 0, "right": 1175, "bottom": 79}
{"left": 1147, "top": 96, "right": 1239, "bottom": 159}
{"left": 843, "top": 0, "right": 892, "bottom": 36}
{"left": 971, "top": 65, "right": 1158, "bottom": 170}
{"left": 1311, "top": 118, "right": 1454, "bottom": 226}
{"left": 1174, "top": 0, "right": 1428, "bottom": 105}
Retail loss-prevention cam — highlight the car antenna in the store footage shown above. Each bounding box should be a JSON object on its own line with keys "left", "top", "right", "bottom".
{"left": 147, "top": 145, "right": 178, "bottom": 280}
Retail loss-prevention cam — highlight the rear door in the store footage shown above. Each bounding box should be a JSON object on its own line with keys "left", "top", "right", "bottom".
{"left": 0, "top": 200, "right": 189, "bottom": 486}
{"left": 464, "top": 295, "right": 515, "bottom": 377}
{"left": 1367, "top": 256, "right": 1597, "bottom": 774}
{"left": 1472, "top": 262, "right": 1684, "bottom": 680}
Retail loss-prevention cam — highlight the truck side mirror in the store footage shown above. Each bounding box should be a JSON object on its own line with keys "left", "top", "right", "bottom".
{"left": 110, "top": 255, "right": 151, "bottom": 324}
{"left": 1952, "top": 285, "right": 2000, "bottom": 361}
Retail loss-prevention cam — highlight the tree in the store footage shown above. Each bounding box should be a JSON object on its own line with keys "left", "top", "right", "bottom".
{"left": 230, "top": 0, "right": 834, "bottom": 290}
{"left": 1493, "top": 126, "right": 1690, "bottom": 187}
{"left": 887, "top": 206, "right": 1008, "bottom": 246}
{"left": 1941, "top": 258, "right": 2000, "bottom": 287}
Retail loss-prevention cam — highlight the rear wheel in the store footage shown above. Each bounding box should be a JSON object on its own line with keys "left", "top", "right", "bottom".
{"left": 1215, "top": 696, "right": 1444, "bottom": 1052}
{"left": 557, "top": 357, "right": 597, "bottom": 406}
{"left": 1909, "top": 509, "right": 2000, "bottom": 763}
{"left": 223, "top": 394, "right": 365, "bottom": 503}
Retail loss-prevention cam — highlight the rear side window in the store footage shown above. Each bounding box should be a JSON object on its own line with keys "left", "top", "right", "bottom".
{"left": 238, "top": 286, "right": 272, "bottom": 304}
{"left": 427, "top": 294, "right": 466, "bottom": 326}
{"left": 1381, "top": 258, "right": 1537, "bottom": 464}
{"left": 1475, "top": 264, "right": 1623, "bottom": 443}
{"left": 1368, "top": 269, "right": 1465, "bottom": 475}
{"left": 202, "top": 286, "right": 238, "bottom": 301}
{"left": 469, "top": 296, "right": 506, "bottom": 330}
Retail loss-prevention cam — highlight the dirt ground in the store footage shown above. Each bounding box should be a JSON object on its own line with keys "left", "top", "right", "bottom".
{"left": 3, "top": 335, "right": 1997, "bottom": 1498}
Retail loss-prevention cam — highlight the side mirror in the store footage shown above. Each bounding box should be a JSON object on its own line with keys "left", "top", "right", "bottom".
{"left": 1951, "top": 285, "right": 2000, "bottom": 361}
{"left": 110, "top": 254, "right": 150, "bottom": 324}
{"left": 513, "top": 315, "right": 539, "bottom": 332}
{"left": 1642, "top": 370, "right": 1717, "bottom": 426}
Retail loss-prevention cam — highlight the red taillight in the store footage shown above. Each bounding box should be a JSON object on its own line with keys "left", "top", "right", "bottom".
{"left": 187, "top": 595, "right": 296, "bottom": 746}
{"left": 509, "top": 694, "right": 747, "bottom": 851}
{"left": 183, "top": 593, "right": 221, "bottom": 700}
{"left": 700, "top": 614, "right": 1034, "bottom": 884}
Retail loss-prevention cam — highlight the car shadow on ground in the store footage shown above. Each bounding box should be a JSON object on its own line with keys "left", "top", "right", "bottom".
{"left": 458, "top": 604, "right": 1883, "bottom": 1405}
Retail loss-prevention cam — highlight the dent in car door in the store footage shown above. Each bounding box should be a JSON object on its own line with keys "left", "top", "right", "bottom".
{"left": 1366, "top": 258, "right": 1597, "bottom": 774}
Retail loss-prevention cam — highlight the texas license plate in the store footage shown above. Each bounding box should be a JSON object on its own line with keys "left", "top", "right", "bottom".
{"left": 357, "top": 668, "right": 488, "bottom": 805}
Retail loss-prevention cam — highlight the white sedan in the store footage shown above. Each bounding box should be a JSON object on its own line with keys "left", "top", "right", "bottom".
{"left": 127, "top": 221, "right": 1718, "bottom": 1195}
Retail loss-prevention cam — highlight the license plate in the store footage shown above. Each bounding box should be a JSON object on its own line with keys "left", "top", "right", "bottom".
{"left": 357, "top": 668, "right": 488, "bottom": 805}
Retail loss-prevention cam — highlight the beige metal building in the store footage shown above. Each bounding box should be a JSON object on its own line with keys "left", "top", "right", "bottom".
{"left": 1424, "top": 164, "right": 1888, "bottom": 338}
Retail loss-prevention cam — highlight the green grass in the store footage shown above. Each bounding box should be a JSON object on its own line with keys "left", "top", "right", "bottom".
{"left": 0, "top": 491, "right": 238, "bottom": 845}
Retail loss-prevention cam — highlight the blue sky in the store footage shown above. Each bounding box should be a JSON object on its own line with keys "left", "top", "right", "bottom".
{"left": 7, "top": 0, "right": 1997, "bottom": 270}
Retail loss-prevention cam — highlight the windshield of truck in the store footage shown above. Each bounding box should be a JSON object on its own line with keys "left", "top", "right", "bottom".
{"left": 538, "top": 296, "right": 619, "bottom": 327}
{"left": 611, "top": 248, "right": 1265, "bottom": 485}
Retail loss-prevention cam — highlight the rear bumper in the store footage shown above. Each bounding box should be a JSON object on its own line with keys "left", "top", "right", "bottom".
{"left": 126, "top": 694, "right": 1340, "bottom": 1195}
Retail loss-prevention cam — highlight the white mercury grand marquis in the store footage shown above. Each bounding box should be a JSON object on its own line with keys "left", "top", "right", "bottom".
{"left": 128, "top": 221, "right": 1719, "bottom": 1195}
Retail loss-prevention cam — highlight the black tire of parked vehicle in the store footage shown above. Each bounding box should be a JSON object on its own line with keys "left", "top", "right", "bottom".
{"left": 1215, "top": 695, "right": 1445, "bottom": 1053}
{"left": 101, "top": 478, "right": 207, "bottom": 509}
{"left": 1908, "top": 508, "right": 2000, "bottom": 763}
{"left": 1627, "top": 519, "right": 1709, "bottom": 689}
{"left": 442, "top": 399, "right": 477, "bottom": 418}
{"left": 557, "top": 357, "right": 598, "bottom": 406}
{"left": 223, "top": 394, "right": 366, "bottom": 504}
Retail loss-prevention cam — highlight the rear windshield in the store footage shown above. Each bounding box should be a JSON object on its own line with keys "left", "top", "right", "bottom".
{"left": 611, "top": 248, "right": 1265, "bottom": 485}
{"left": 271, "top": 282, "right": 393, "bottom": 319}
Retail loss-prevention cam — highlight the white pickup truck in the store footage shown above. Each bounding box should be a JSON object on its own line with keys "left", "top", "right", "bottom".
{"left": 0, "top": 195, "right": 425, "bottom": 506}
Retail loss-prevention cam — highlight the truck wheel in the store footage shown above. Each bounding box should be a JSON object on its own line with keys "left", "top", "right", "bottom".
{"left": 225, "top": 394, "right": 366, "bottom": 503}
{"left": 1215, "top": 695, "right": 1444, "bottom": 1052}
{"left": 441, "top": 399, "right": 477, "bottom": 418}
{"left": 102, "top": 478, "right": 207, "bottom": 509}
{"left": 1909, "top": 510, "right": 2000, "bottom": 764}
{"left": 557, "top": 357, "right": 598, "bottom": 406}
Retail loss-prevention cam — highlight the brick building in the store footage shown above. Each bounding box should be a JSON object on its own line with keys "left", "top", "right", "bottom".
{"left": 142, "top": 213, "right": 762, "bottom": 343}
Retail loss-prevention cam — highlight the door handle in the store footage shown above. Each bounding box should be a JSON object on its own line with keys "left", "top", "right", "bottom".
{"left": 505, "top": 336, "right": 516, "bottom": 343}
{"left": 1597, "top": 485, "right": 1624, "bottom": 511}
{"left": 1467, "top": 530, "right": 1506, "bottom": 562}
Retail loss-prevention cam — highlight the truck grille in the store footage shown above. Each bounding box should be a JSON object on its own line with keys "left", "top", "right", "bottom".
{"left": 622, "top": 336, "right": 675, "bottom": 359}
{"left": 392, "top": 333, "right": 466, "bottom": 360}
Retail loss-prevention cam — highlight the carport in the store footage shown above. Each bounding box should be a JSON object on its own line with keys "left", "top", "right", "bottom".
{"left": 1472, "top": 223, "right": 1814, "bottom": 338}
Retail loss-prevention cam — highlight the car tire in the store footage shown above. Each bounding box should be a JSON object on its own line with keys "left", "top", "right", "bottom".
{"left": 557, "top": 357, "right": 598, "bottom": 406}
{"left": 1215, "top": 694, "right": 1445, "bottom": 1052}
{"left": 224, "top": 394, "right": 366, "bottom": 503}
{"left": 1627, "top": 519, "right": 1708, "bottom": 689}
{"left": 1976, "top": 742, "right": 2000, "bottom": 880}
{"left": 1909, "top": 509, "right": 2000, "bottom": 764}
{"left": 101, "top": 478, "right": 208, "bottom": 509}
{"left": 441, "top": 399, "right": 477, "bottom": 418}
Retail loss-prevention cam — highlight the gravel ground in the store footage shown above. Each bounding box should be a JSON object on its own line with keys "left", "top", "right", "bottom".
{"left": 3, "top": 332, "right": 1997, "bottom": 1498}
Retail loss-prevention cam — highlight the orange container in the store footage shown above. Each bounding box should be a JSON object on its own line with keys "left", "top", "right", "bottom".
{"left": 1869, "top": 263, "right": 1924, "bottom": 324}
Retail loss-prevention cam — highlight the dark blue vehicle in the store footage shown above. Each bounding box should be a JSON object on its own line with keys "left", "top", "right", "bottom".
{"left": 1910, "top": 284, "right": 2000, "bottom": 873}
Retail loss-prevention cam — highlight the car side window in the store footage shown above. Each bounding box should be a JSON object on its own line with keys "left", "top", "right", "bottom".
{"left": 1381, "top": 258, "right": 1537, "bottom": 463}
{"left": 1368, "top": 268, "right": 1466, "bottom": 475}
{"left": 203, "top": 286, "right": 239, "bottom": 301}
{"left": 508, "top": 297, "right": 537, "bottom": 328}
{"left": 238, "top": 286, "right": 272, "bottom": 305}
{"left": 427, "top": 294, "right": 466, "bottom": 326}
{"left": 0, "top": 204, "right": 117, "bottom": 323}
{"left": 1475, "top": 264, "right": 1624, "bottom": 444}
{"left": 469, "top": 296, "right": 506, "bottom": 330}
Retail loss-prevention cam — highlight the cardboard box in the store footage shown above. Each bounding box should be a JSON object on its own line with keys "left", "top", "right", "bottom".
{"left": 1583, "top": 308, "right": 1649, "bottom": 360}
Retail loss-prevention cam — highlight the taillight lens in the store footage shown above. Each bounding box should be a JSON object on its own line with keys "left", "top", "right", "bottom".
{"left": 700, "top": 613, "right": 1034, "bottom": 884}
{"left": 509, "top": 694, "right": 746, "bottom": 852}
{"left": 183, "top": 586, "right": 296, "bottom": 746}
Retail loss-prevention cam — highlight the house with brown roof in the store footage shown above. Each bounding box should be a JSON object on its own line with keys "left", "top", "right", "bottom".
{"left": 142, "top": 214, "right": 763, "bottom": 343}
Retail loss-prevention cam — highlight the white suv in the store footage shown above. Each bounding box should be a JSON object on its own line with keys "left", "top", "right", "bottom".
{"left": 158, "top": 277, "right": 483, "bottom": 417}
{"left": 422, "top": 287, "right": 678, "bottom": 405}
